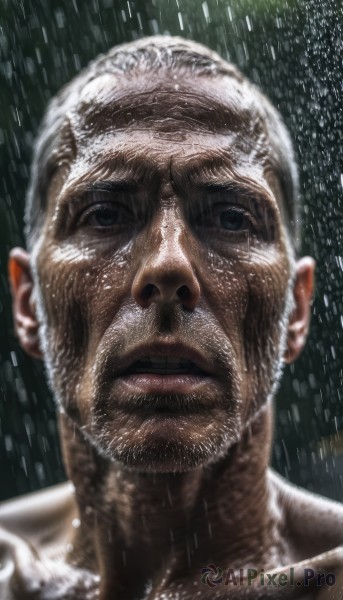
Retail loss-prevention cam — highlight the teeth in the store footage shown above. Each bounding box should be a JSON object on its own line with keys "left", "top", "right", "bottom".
{"left": 148, "top": 357, "right": 190, "bottom": 368}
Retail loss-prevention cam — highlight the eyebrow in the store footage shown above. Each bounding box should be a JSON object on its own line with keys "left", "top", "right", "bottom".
{"left": 168, "top": 147, "right": 271, "bottom": 189}
{"left": 57, "top": 169, "right": 148, "bottom": 209}
{"left": 191, "top": 180, "right": 264, "bottom": 197}
{"left": 84, "top": 179, "right": 139, "bottom": 194}
{"left": 55, "top": 149, "right": 278, "bottom": 212}
{"left": 174, "top": 167, "right": 279, "bottom": 213}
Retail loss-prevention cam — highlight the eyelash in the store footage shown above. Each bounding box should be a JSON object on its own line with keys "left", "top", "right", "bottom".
{"left": 75, "top": 202, "right": 133, "bottom": 229}
{"left": 194, "top": 204, "right": 258, "bottom": 233}
{"left": 70, "top": 188, "right": 263, "bottom": 247}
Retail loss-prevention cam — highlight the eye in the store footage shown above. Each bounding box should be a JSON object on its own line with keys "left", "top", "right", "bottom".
{"left": 196, "top": 203, "right": 252, "bottom": 233}
{"left": 219, "top": 209, "right": 245, "bottom": 231}
{"left": 85, "top": 206, "right": 121, "bottom": 227}
{"left": 77, "top": 203, "right": 132, "bottom": 229}
{"left": 190, "top": 189, "right": 276, "bottom": 245}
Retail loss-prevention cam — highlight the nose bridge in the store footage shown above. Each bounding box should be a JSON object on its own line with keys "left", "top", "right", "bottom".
{"left": 131, "top": 197, "right": 201, "bottom": 310}
{"left": 151, "top": 200, "right": 186, "bottom": 262}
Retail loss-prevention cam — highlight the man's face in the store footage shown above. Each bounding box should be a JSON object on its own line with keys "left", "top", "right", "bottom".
{"left": 30, "top": 71, "right": 295, "bottom": 471}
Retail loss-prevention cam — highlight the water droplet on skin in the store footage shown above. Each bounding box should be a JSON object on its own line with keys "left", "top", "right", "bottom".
{"left": 72, "top": 518, "right": 81, "bottom": 528}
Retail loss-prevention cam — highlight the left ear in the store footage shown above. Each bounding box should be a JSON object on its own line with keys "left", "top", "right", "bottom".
{"left": 284, "top": 256, "right": 316, "bottom": 364}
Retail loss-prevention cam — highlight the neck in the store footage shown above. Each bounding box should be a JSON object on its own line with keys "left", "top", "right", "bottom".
{"left": 59, "top": 405, "right": 280, "bottom": 599}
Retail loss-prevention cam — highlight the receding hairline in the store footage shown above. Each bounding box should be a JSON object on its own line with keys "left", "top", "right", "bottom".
{"left": 25, "top": 35, "right": 300, "bottom": 251}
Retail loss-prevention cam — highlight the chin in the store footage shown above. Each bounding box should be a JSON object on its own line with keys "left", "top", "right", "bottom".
{"left": 85, "top": 410, "right": 242, "bottom": 473}
{"left": 92, "top": 439, "right": 227, "bottom": 473}
{"left": 114, "top": 443, "right": 214, "bottom": 473}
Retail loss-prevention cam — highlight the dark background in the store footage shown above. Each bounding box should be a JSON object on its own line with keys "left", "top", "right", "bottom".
{"left": 0, "top": 0, "right": 342, "bottom": 502}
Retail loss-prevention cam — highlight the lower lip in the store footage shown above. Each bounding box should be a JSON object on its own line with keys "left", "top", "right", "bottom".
{"left": 116, "top": 373, "right": 214, "bottom": 394}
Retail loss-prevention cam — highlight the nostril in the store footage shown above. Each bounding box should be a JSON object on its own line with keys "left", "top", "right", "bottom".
{"left": 177, "top": 285, "right": 191, "bottom": 303}
{"left": 141, "top": 283, "right": 156, "bottom": 301}
{"left": 132, "top": 266, "right": 201, "bottom": 310}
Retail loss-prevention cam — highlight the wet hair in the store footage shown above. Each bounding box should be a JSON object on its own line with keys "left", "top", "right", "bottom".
{"left": 25, "top": 35, "right": 300, "bottom": 251}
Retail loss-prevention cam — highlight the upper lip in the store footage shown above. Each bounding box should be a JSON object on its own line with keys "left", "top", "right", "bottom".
{"left": 114, "top": 341, "right": 217, "bottom": 377}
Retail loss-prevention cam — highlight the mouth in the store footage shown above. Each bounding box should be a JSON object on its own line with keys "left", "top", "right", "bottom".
{"left": 111, "top": 343, "right": 219, "bottom": 399}
{"left": 117, "top": 356, "right": 212, "bottom": 396}
{"left": 122, "top": 356, "right": 209, "bottom": 376}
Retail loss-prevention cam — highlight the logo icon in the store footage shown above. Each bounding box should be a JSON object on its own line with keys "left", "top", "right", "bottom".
{"left": 201, "top": 564, "right": 223, "bottom": 587}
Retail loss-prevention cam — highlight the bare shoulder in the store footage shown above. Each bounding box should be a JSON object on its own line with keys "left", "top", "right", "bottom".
{"left": 0, "top": 483, "right": 99, "bottom": 600}
{"left": 0, "top": 481, "right": 77, "bottom": 556}
{"left": 269, "top": 469, "right": 343, "bottom": 558}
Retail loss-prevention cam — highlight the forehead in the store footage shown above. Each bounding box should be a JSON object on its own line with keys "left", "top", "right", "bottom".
{"left": 44, "top": 70, "right": 290, "bottom": 219}
{"left": 75, "top": 70, "right": 257, "bottom": 131}
{"left": 59, "top": 71, "right": 273, "bottom": 192}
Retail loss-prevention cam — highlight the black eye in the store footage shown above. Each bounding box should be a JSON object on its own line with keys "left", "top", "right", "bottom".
{"left": 220, "top": 210, "right": 244, "bottom": 231}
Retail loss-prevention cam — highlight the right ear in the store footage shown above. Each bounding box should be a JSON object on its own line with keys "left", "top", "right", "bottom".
{"left": 8, "top": 247, "right": 43, "bottom": 359}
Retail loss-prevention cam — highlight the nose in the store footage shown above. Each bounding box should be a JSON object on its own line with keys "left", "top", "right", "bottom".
{"left": 131, "top": 212, "right": 201, "bottom": 311}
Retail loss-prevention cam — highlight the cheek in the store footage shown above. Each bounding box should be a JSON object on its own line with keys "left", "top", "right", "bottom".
{"left": 243, "top": 254, "right": 291, "bottom": 412}
{"left": 199, "top": 244, "right": 291, "bottom": 411}
{"left": 199, "top": 250, "right": 249, "bottom": 341}
{"left": 244, "top": 257, "right": 290, "bottom": 353}
{"left": 35, "top": 243, "right": 132, "bottom": 419}
{"left": 198, "top": 246, "right": 285, "bottom": 354}
{"left": 196, "top": 246, "right": 290, "bottom": 357}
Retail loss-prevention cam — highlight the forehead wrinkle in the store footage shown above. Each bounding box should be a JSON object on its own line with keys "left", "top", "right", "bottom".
{"left": 52, "top": 90, "right": 276, "bottom": 214}
{"left": 53, "top": 117, "right": 268, "bottom": 207}
{"left": 171, "top": 140, "right": 268, "bottom": 187}
{"left": 76, "top": 78, "right": 254, "bottom": 137}
{"left": 75, "top": 111, "right": 267, "bottom": 167}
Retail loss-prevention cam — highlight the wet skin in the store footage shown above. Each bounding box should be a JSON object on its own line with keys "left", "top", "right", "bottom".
{"left": 3, "top": 68, "right": 343, "bottom": 599}
{"left": 19, "top": 73, "right": 299, "bottom": 470}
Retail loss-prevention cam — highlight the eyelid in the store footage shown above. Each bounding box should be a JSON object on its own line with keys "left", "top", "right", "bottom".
{"left": 195, "top": 195, "right": 257, "bottom": 222}
{"left": 65, "top": 184, "right": 137, "bottom": 208}
{"left": 79, "top": 199, "right": 136, "bottom": 226}
{"left": 189, "top": 189, "right": 276, "bottom": 241}
{"left": 68, "top": 187, "right": 134, "bottom": 213}
{"left": 193, "top": 184, "right": 276, "bottom": 215}
{"left": 63, "top": 198, "right": 126, "bottom": 234}
{"left": 198, "top": 205, "right": 257, "bottom": 232}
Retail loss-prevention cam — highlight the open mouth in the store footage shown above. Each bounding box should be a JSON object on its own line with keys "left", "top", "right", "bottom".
{"left": 112, "top": 348, "right": 218, "bottom": 401}
{"left": 122, "top": 356, "right": 209, "bottom": 376}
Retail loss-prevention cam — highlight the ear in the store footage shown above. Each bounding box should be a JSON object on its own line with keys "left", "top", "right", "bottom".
{"left": 8, "top": 247, "right": 43, "bottom": 360}
{"left": 284, "top": 256, "right": 316, "bottom": 364}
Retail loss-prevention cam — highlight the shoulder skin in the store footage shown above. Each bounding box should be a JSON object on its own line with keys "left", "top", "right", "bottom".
{"left": 0, "top": 475, "right": 343, "bottom": 599}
